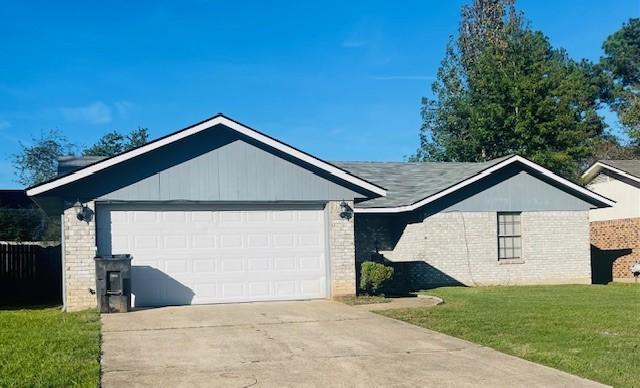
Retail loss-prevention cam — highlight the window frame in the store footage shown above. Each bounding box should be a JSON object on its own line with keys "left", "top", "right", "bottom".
{"left": 497, "top": 212, "right": 522, "bottom": 261}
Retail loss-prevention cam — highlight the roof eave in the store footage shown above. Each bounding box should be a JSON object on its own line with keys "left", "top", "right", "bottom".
{"left": 26, "top": 115, "right": 387, "bottom": 198}
{"left": 355, "top": 155, "right": 615, "bottom": 214}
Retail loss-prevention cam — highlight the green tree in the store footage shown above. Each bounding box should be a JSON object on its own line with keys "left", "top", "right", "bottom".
{"left": 13, "top": 127, "right": 149, "bottom": 188}
{"left": 12, "top": 130, "right": 75, "bottom": 187}
{"left": 83, "top": 127, "right": 149, "bottom": 156}
{"left": 413, "top": 0, "right": 606, "bottom": 179}
{"left": 601, "top": 18, "right": 640, "bottom": 148}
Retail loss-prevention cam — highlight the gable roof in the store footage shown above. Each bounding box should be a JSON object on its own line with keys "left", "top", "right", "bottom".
{"left": 333, "top": 156, "right": 510, "bottom": 208}
{"left": 336, "top": 155, "right": 614, "bottom": 213}
{"left": 582, "top": 160, "right": 640, "bottom": 184}
{"left": 26, "top": 114, "right": 387, "bottom": 197}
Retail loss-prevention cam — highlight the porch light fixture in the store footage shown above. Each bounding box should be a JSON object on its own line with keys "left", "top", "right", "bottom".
{"left": 73, "top": 200, "right": 92, "bottom": 222}
{"left": 339, "top": 200, "right": 352, "bottom": 220}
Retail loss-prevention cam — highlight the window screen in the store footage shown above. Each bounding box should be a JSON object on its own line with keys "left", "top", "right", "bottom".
{"left": 497, "top": 212, "right": 522, "bottom": 260}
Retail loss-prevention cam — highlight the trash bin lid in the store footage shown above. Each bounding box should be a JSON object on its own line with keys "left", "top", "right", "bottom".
{"left": 94, "top": 254, "right": 132, "bottom": 260}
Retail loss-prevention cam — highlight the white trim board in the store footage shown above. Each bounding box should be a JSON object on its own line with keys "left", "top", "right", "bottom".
{"left": 355, "top": 155, "right": 615, "bottom": 214}
{"left": 26, "top": 115, "right": 387, "bottom": 197}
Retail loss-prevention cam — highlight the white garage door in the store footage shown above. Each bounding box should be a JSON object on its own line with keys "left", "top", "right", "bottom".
{"left": 96, "top": 204, "right": 328, "bottom": 307}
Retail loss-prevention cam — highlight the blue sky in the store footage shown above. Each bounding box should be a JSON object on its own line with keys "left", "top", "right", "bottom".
{"left": 1, "top": 1, "right": 638, "bottom": 188}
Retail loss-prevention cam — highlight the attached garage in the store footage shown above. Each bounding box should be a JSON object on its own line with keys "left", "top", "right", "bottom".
{"left": 96, "top": 204, "right": 328, "bottom": 306}
{"left": 27, "top": 114, "right": 386, "bottom": 311}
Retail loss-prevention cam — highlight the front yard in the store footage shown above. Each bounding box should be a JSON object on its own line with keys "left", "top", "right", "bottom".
{"left": 0, "top": 306, "right": 100, "bottom": 387}
{"left": 380, "top": 284, "right": 640, "bottom": 387}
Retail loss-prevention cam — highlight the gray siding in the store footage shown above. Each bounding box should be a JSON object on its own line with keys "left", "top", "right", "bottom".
{"left": 100, "top": 138, "right": 358, "bottom": 201}
{"left": 37, "top": 125, "right": 368, "bottom": 211}
{"left": 433, "top": 169, "right": 595, "bottom": 213}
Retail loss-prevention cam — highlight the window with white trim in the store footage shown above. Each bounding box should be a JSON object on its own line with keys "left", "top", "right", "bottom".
{"left": 497, "top": 212, "right": 522, "bottom": 260}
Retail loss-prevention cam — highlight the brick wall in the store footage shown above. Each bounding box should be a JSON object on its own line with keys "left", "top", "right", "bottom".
{"left": 63, "top": 202, "right": 97, "bottom": 311}
{"left": 590, "top": 217, "right": 639, "bottom": 281}
{"left": 355, "top": 210, "right": 592, "bottom": 290}
{"left": 328, "top": 201, "right": 356, "bottom": 296}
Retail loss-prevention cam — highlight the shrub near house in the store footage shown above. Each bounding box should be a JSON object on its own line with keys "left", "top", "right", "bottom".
{"left": 360, "top": 261, "right": 394, "bottom": 295}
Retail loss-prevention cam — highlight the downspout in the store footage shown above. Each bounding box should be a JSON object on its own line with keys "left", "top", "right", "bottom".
{"left": 60, "top": 213, "right": 67, "bottom": 311}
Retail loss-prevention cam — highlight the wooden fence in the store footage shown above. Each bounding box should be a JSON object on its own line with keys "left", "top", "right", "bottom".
{"left": 0, "top": 241, "right": 61, "bottom": 306}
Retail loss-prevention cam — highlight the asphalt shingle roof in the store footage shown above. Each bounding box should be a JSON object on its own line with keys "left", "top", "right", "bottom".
{"left": 58, "top": 155, "right": 514, "bottom": 209}
{"left": 333, "top": 156, "right": 511, "bottom": 208}
{"left": 598, "top": 160, "right": 640, "bottom": 178}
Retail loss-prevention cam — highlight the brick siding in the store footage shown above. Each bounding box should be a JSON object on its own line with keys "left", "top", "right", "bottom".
{"left": 328, "top": 201, "right": 356, "bottom": 296}
{"left": 355, "top": 211, "right": 591, "bottom": 290}
{"left": 590, "top": 217, "right": 639, "bottom": 280}
{"left": 63, "top": 201, "right": 98, "bottom": 311}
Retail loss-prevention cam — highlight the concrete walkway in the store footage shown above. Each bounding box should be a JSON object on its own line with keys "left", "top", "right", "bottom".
{"left": 101, "top": 300, "right": 606, "bottom": 387}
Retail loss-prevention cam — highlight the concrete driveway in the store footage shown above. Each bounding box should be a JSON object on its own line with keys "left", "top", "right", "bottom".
{"left": 101, "top": 300, "right": 605, "bottom": 387}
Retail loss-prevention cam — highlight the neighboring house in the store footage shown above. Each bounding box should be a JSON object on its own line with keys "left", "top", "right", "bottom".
{"left": 582, "top": 160, "right": 640, "bottom": 282}
{"left": 26, "top": 114, "right": 613, "bottom": 311}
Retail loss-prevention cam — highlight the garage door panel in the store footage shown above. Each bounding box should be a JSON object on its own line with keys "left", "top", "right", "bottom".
{"left": 192, "top": 235, "right": 216, "bottom": 249}
{"left": 301, "top": 279, "right": 323, "bottom": 295}
{"left": 299, "top": 255, "right": 323, "bottom": 270}
{"left": 221, "top": 257, "right": 244, "bottom": 273}
{"left": 219, "top": 211, "right": 242, "bottom": 224}
{"left": 247, "top": 257, "right": 270, "bottom": 272}
{"left": 221, "top": 283, "right": 244, "bottom": 299}
{"left": 274, "top": 256, "right": 296, "bottom": 271}
{"left": 248, "top": 282, "right": 270, "bottom": 298}
{"left": 220, "top": 234, "right": 243, "bottom": 249}
{"left": 275, "top": 281, "right": 296, "bottom": 296}
{"left": 164, "top": 260, "right": 189, "bottom": 274}
{"left": 192, "top": 259, "right": 216, "bottom": 273}
{"left": 97, "top": 205, "right": 328, "bottom": 306}
{"left": 133, "top": 236, "right": 160, "bottom": 250}
{"left": 246, "top": 234, "right": 269, "bottom": 248}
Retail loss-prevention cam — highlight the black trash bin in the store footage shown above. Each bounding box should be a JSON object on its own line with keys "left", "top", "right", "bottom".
{"left": 94, "top": 254, "right": 132, "bottom": 313}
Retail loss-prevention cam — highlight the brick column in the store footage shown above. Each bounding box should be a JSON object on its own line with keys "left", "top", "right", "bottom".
{"left": 63, "top": 201, "right": 97, "bottom": 311}
{"left": 328, "top": 201, "right": 356, "bottom": 297}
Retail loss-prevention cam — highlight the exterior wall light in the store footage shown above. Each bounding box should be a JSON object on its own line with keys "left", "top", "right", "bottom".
{"left": 339, "top": 200, "right": 352, "bottom": 220}
{"left": 73, "top": 200, "right": 93, "bottom": 222}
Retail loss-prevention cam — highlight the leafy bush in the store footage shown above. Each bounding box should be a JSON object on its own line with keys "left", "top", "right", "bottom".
{"left": 359, "top": 261, "right": 394, "bottom": 295}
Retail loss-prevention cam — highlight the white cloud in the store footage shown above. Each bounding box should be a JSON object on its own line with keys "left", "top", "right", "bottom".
{"left": 60, "top": 101, "right": 112, "bottom": 125}
{"left": 0, "top": 120, "right": 11, "bottom": 130}
{"left": 372, "top": 75, "right": 435, "bottom": 81}
{"left": 113, "top": 100, "right": 136, "bottom": 118}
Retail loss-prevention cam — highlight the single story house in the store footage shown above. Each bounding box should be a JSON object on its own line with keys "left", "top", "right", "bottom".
{"left": 582, "top": 160, "right": 640, "bottom": 282}
{"left": 27, "top": 114, "right": 613, "bottom": 311}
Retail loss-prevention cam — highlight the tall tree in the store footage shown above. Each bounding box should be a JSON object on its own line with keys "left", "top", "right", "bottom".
{"left": 413, "top": 0, "right": 606, "bottom": 179}
{"left": 601, "top": 18, "right": 640, "bottom": 148}
{"left": 83, "top": 127, "right": 149, "bottom": 156}
{"left": 12, "top": 130, "right": 75, "bottom": 187}
{"left": 13, "top": 127, "right": 149, "bottom": 187}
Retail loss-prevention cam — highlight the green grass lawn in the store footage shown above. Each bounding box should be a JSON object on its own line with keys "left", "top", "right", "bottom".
{"left": 379, "top": 284, "right": 640, "bottom": 388}
{"left": 0, "top": 306, "right": 101, "bottom": 387}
